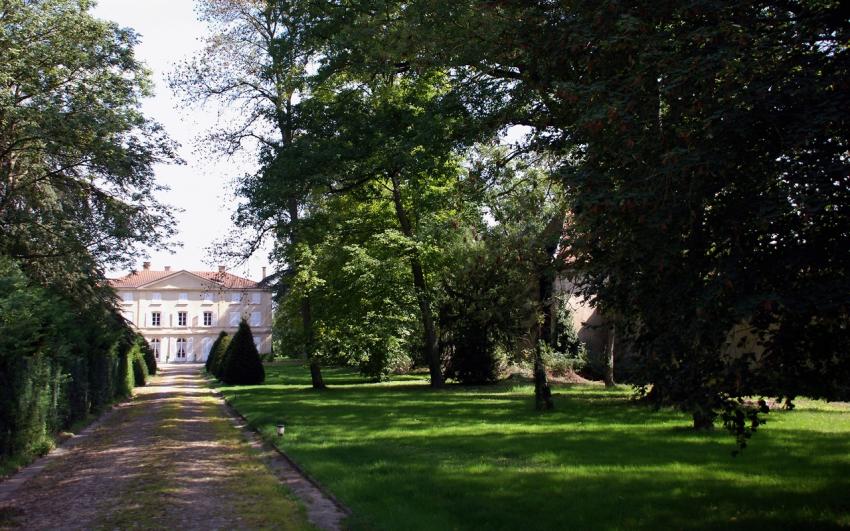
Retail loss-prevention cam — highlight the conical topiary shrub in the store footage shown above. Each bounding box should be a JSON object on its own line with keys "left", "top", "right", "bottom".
{"left": 141, "top": 339, "right": 157, "bottom": 376}
{"left": 221, "top": 319, "right": 265, "bottom": 385}
{"left": 211, "top": 335, "right": 232, "bottom": 380}
{"left": 206, "top": 331, "right": 228, "bottom": 375}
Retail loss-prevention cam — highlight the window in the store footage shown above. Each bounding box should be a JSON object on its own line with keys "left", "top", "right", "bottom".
{"left": 178, "top": 311, "right": 187, "bottom": 327}
{"left": 231, "top": 292, "right": 241, "bottom": 303}
{"left": 122, "top": 311, "right": 134, "bottom": 324}
{"left": 176, "top": 338, "right": 187, "bottom": 359}
{"left": 178, "top": 292, "right": 188, "bottom": 302}
{"left": 202, "top": 337, "right": 212, "bottom": 357}
{"left": 150, "top": 338, "right": 160, "bottom": 357}
{"left": 250, "top": 292, "right": 260, "bottom": 304}
{"left": 151, "top": 292, "right": 162, "bottom": 303}
{"left": 250, "top": 311, "right": 261, "bottom": 327}
{"left": 151, "top": 312, "right": 161, "bottom": 327}
{"left": 203, "top": 311, "right": 213, "bottom": 326}
{"left": 253, "top": 336, "right": 262, "bottom": 350}
{"left": 203, "top": 292, "right": 214, "bottom": 303}
{"left": 122, "top": 292, "right": 133, "bottom": 303}
{"left": 229, "top": 312, "right": 240, "bottom": 326}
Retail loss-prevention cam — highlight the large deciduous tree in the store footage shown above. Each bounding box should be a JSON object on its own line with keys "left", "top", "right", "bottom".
{"left": 170, "top": 0, "right": 326, "bottom": 388}
{"left": 0, "top": 0, "right": 177, "bottom": 292}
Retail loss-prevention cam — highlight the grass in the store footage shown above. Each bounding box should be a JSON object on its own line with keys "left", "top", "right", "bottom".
{"left": 216, "top": 365, "right": 850, "bottom": 531}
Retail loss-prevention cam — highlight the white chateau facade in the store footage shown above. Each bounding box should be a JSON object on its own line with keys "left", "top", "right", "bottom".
{"left": 109, "top": 263, "right": 273, "bottom": 363}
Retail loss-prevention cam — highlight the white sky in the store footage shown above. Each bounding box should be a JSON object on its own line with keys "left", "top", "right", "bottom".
{"left": 92, "top": 0, "right": 270, "bottom": 281}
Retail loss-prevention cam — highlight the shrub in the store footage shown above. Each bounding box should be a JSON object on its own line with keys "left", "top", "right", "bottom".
{"left": 115, "top": 341, "right": 135, "bottom": 399}
{"left": 131, "top": 342, "right": 149, "bottom": 387}
{"left": 548, "top": 302, "right": 588, "bottom": 376}
{"left": 211, "top": 335, "right": 232, "bottom": 380}
{"left": 221, "top": 319, "right": 265, "bottom": 385}
{"left": 443, "top": 318, "right": 506, "bottom": 385}
{"left": 206, "top": 331, "right": 228, "bottom": 375}
{"left": 140, "top": 339, "right": 157, "bottom": 376}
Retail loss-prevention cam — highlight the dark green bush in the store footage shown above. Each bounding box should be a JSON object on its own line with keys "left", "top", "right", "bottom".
{"left": 221, "top": 320, "right": 265, "bottom": 385}
{"left": 206, "top": 331, "right": 228, "bottom": 375}
{"left": 0, "top": 256, "right": 140, "bottom": 465}
{"left": 131, "top": 342, "right": 149, "bottom": 387}
{"left": 443, "top": 318, "right": 504, "bottom": 385}
{"left": 548, "top": 302, "right": 588, "bottom": 376}
{"left": 140, "top": 339, "right": 157, "bottom": 376}
{"left": 211, "top": 335, "right": 232, "bottom": 380}
{"left": 116, "top": 341, "right": 135, "bottom": 399}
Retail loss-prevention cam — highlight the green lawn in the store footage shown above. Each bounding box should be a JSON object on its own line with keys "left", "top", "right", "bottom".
{"left": 216, "top": 364, "right": 850, "bottom": 531}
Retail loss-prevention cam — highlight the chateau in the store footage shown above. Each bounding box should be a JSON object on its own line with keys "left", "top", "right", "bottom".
{"left": 109, "top": 262, "right": 273, "bottom": 363}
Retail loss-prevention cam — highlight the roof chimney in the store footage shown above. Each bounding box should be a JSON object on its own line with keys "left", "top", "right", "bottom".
{"left": 261, "top": 266, "right": 267, "bottom": 279}
{"left": 218, "top": 265, "right": 226, "bottom": 273}
{"left": 164, "top": 266, "right": 171, "bottom": 272}
{"left": 143, "top": 261, "right": 151, "bottom": 270}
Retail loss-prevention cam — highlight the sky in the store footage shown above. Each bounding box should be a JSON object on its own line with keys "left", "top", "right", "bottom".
{"left": 92, "top": 0, "right": 270, "bottom": 281}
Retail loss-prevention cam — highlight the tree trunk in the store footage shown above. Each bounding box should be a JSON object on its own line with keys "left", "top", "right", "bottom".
{"left": 692, "top": 409, "right": 716, "bottom": 431}
{"left": 288, "top": 198, "right": 325, "bottom": 389}
{"left": 535, "top": 269, "right": 555, "bottom": 410}
{"left": 389, "top": 174, "right": 443, "bottom": 388}
{"left": 603, "top": 323, "right": 616, "bottom": 388}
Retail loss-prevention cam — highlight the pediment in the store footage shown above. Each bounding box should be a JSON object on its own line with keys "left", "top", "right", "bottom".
{"left": 138, "top": 271, "right": 217, "bottom": 291}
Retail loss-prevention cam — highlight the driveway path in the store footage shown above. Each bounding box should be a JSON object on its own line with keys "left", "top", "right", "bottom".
{"left": 0, "top": 365, "right": 313, "bottom": 530}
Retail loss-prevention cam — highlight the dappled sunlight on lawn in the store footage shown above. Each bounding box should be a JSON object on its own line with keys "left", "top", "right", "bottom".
{"left": 218, "top": 364, "right": 850, "bottom": 531}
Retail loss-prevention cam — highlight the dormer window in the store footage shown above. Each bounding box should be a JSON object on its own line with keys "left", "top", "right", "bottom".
{"left": 250, "top": 292, "right": 261, "bottom": 304}
{"left": 203, "top": 292, "right": 214, "bottom": 304}
{"left": 231, "top": 292, "right": 241, "bottom": 303}
{"left": 122, "top": 292, "right": 133, "bottom": 303}
{"left": 151, "top": 292, "right": 162, "bottom": 303}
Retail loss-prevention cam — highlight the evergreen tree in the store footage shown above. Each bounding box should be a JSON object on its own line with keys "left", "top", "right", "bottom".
{"left": 221, "top": 320, "right": 265, "bottom": 385}
{"left": 140, "top": 339, "right": 157, "bottom": 376}
{"left": 205, "top": 331, "right": 228, "bottom": 375}
{"left": 211, "top": 335, "right": 232, "bottom": 380}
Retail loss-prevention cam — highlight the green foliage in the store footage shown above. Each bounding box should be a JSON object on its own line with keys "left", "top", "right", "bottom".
{"left": 211, "top": 335, "right": 233, "bottom": 380}
{"left": 0, "top": 0, "right": 178, "bottom": 280}
{"left": 206, "top": 331, "right": 228, "bottom": 375}
{"left": 0, "top": 256, "right": 140, "bottom": 464}
{"left": 0, "top": 0, "right": 176, "bottom": 468}
{"left": 221, "top": 320, "right": 265, "bottom": 385}
{"left": 131, "top": 341, "right": 149, "bottom": 387}
{"left": 293, "top": 0, "right": 850, "bottom": 439}
{"left": 140, "top": 340, "right": 157, "bottom": 376}
{"left": 115, "top": 342, "right": 135, "bottom": 399}
{"left": 548, "top": 301, "right": 588, "bottom": 376}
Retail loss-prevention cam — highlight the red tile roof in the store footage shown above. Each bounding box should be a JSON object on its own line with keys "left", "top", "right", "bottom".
{"left": 109, "top": 270, "right": 261, "bottom": 289}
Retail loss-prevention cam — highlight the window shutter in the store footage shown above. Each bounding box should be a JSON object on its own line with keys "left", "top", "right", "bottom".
{"left": 188, "top": 337, "right": 194, "bottom": 361}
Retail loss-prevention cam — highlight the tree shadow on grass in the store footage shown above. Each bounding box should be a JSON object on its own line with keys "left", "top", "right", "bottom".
{"left": 219, "top": 366, "right": 850, "bottom": 531}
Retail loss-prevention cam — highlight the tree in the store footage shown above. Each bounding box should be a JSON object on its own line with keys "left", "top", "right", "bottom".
{"left": 170, "top": 0, "right": 325, "bottom": 388}
{"left": 320, "top": 0, "right": 850, "bottom": 438}
{"left": 0, "top": 0, "right": 178, "bottom": 462}
{"left": 206, "top": 331, "right": 228, "bottom": 374}
{"left": 211, "top": 334, "right": 232, "bottom": 380}
{"left": 221, "top": 319, "right": 265, "bottom": 385}
{"left": 0, "top": 0, "right": 177, "bottom": 293}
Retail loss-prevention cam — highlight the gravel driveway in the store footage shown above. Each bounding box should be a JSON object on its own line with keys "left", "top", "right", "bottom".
{"left": 0, "top": 365, "right": 314, "bottom": 530}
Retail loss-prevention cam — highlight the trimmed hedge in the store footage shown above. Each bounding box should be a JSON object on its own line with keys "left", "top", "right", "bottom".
{"left": 211, "top": 335, "right": 233, "bottom": 380}
{"left": 0, "top": 257, "right": 148, "bottom": 468}
{"left": 131, "top": 341, "right": 149, "bottom": 387}
{"left": 206, "top": 331, "right": 228, "bottom": 375}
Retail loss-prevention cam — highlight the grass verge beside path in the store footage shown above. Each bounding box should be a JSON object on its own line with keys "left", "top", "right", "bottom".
{"left": 217, "top": 365, "right": 850, "bottom": 531}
